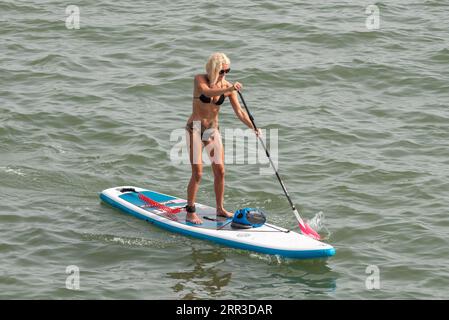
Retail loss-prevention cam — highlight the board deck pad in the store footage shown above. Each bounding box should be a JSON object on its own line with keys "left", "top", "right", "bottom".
{"left": 119, "top": 190, "right": 271, "bottom": 231}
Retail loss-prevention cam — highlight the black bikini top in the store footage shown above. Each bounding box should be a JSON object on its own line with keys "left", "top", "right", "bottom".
{"left": 195, "top": 93, "right": 226, "bottom": 105}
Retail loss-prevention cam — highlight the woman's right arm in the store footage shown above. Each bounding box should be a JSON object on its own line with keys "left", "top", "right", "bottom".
{"left": 195, "top": 75, "right": 242, "bottom": 96}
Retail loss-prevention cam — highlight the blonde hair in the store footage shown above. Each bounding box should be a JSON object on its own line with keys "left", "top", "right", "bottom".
{"left": 205, "top": 52, "right": 230, "bottom": 87}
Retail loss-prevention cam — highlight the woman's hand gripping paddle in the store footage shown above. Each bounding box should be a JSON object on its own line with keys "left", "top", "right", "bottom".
{"left": 237, "top": 91, "right": 321, "bottom": 240}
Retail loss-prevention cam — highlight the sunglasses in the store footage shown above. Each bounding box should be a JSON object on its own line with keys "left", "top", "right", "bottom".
{"left": 219, "top": 68, "right": 231, "bottom": 75}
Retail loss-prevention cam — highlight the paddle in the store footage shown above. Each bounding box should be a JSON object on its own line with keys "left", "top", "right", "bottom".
{"left": 237, "top": 91, "right": 321, "bottom": 240}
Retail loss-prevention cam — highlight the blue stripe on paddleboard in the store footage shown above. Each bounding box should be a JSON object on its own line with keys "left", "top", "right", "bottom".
{"left": 100, "top": 193, "right": 336, "bottom": 259}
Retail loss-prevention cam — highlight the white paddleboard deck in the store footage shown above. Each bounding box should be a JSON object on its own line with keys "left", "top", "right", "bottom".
{"left": 100, "top": 186, "right": 335, "bottom": 259}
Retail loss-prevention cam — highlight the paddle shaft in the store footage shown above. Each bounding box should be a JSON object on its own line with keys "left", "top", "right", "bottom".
{"left": 237, "top": 91, "right": 306, "bottom": 227}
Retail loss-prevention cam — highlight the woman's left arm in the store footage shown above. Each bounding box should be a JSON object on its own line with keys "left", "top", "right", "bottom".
{"left": 228, "top": 91, "right": 261, "bottom": 135}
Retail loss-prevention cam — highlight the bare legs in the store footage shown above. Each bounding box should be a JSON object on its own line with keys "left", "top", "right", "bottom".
{"left": 212, "top": 155, "right": 233, "bottom": 218}
{"left": 186, "top": 164, "right": 203, "bottom": 224}
{"left": 186, "top": 126, "right": 204, "bottom": 224}
{"left": 186, "top": 127, "right": 233, "bottom": 224}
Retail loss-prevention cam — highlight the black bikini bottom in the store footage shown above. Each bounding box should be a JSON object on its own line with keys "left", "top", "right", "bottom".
{"left": 185, "top": 122, "right": 220, "bottom": 141}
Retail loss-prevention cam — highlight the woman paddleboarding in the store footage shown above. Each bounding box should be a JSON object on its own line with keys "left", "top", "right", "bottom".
{"left": 185, "top": 52, "right": 260, "bottom": 224}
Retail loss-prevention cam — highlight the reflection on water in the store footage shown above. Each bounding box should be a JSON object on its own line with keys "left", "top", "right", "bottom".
{"left": 167, "top": 247, "right": 232, "bottom": 300}
{"left": 167, "top": 245, "right": 338, "bottom": 299}
{"left": 283, "top": 259, "right": 338, "bottom": 297}
{"left": 248, "top": 254, "right": 338, "bottom": 297}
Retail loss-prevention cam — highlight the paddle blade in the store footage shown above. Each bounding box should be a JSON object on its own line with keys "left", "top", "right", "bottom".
{"left": 299, "top": 222, "right": 321, "bottom": 240}
{"left": 293, "top": 209, "right": 321, "bottom": 240}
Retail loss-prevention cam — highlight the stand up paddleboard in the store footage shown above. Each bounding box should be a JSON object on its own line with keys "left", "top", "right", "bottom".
{"left": 100, "top": 186, "right": 335, "bottom": 259}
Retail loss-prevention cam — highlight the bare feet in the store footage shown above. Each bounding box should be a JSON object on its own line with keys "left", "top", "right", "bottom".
{"left": 216, "top": 208, "right": 234, "bottom": 219}
{"left": 186, "top": 212, "right": 203, "bottom": 224}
